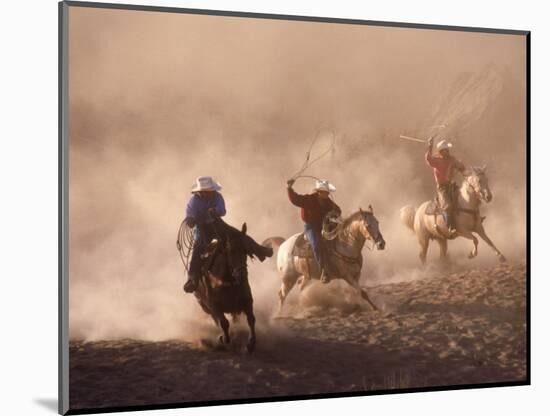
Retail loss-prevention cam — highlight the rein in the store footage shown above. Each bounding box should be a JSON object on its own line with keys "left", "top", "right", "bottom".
{"left": 457, "top": 179, "right": 482, "bottom": 221}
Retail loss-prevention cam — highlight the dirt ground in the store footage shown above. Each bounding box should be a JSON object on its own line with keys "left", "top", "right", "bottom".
{"left": 69, "top": 262, "right": 527, "bottom": 411}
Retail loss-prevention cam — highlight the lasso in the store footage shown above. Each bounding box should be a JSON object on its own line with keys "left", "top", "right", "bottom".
{"left": 176, "top": 219, "right": 195, "bottom": 273}
{"left": 290, "top": 127, "right": 336, "bottom": 183}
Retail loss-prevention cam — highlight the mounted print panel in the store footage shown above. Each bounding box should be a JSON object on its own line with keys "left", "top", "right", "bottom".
{"left": 59, "top": 1, "right": 529, "bottom": 414}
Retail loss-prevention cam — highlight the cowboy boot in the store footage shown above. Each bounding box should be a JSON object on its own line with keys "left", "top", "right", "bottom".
{"left": 319, "top": 254, "right": 332, "bottom": 284}
{"left": 320, "top": 268, "right": 331, "bottom": 284}
{"left": 446, "top": 212, "right": 458, "bottom": 238}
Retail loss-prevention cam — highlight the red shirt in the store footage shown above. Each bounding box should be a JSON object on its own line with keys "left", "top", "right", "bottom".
{"left": 425, "top": 151, "right": 465, "bottom": 185}
{"left": 287, "top": 188, "right": 341, "bottom": 230}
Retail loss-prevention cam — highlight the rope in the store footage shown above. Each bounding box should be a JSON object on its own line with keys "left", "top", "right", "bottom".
{"left": 290, "top": 128, "right": 336, "bottom": 180}
{"left": 176, "top": 219, "right": 195, "bottom": 274}
{"left": 293, "top": 174, "right": 322, "bottom": 181}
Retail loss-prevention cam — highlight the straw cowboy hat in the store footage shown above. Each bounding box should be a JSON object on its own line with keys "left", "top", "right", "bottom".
{"left": 191, "top": 176, "right": 222, "bottom": 193}
{"left": 313, "top": 179, "right": 336, "bottom": 193}
{"left": 436, "top": 140, "right": 453, "bottom": 151}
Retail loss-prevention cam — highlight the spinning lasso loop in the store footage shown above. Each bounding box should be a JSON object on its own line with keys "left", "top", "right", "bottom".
{"left": 290, "top": 127, "right": 336, "bottom": 181}
{"left": 176, "top": 219, "right": 195, "bottom": 274}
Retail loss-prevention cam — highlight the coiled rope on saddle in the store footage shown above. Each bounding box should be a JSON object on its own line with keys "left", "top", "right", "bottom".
{"left": 176, "top": 219, "right": 195, "bottom": 274}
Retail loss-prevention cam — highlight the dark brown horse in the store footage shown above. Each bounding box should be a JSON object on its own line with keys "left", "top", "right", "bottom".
{"left": 194, "top": 222, "right": 257, "bottom": 353}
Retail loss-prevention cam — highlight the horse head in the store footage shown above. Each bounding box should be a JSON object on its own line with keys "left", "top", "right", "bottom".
{"left": 203, "top": 233, "right": 248, "bottom": 285}
{"left": 465, "top": 165, "right": 492, "bottom": 203}
{"left": 358, "top": 205, "right": 385, "bottom": 250}
{"left": 224, "top": 234, "right": 248, "bottom": 280}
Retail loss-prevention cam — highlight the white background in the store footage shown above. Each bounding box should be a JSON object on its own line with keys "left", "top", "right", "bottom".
{"left": 0, "top": 0, "right": 546, "bottom": 415}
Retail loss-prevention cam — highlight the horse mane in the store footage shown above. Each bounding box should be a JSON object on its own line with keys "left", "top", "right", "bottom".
{"left": 465, "top": 165, "right": 487, "bottom": 177}
{"left": 342, "top": 210, "right": 365, "bottom": 228}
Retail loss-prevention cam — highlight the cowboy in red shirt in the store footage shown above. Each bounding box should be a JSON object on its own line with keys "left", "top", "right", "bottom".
{"left": 425, "top": 137, "right": 466, "bottom": 236}
{"left": 286, "top": 178, "right": 341, "bottom": 283}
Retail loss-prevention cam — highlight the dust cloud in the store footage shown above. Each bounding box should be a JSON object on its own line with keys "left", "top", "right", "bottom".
{"left": 67, "top": 7, "right": 527, "bottom": 341}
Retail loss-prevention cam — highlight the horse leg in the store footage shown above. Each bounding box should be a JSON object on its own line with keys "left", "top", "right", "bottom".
{"left": 418, "top": 236, "right": 429, "bottom": 266}
{"left": 436, "top": 238, "right": 448, "bottom": 262}
{"left": 278, "top": 276, "right": 298, "bottom": 314}
{"left": 476, "top": 226, "right": 506, "bottom": 262}
{"left": 217, "top": 313, "right": 231, "bottom": 344}
{"left": 298, "top": 275, "right": 311, "bottom": 292}
{"left": 467, "top": 234, "right": 479, "bottom": 259}
{"left": 244, "top": 305, "right": 256, "bottom": 353}
{"left": 360, "top": 288, "right": 378, "bottom": 312}
{"left": 345, "top": 276, "right": 378, "bottom": 312}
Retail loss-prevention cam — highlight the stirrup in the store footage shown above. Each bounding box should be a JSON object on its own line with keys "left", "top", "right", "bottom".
{"left": 320, "top": 269, "right": 331, "bottom": 284}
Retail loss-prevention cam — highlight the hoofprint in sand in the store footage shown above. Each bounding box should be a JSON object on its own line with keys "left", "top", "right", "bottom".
{"left": 69, "top": 262, "right": 526, "bottom": 411}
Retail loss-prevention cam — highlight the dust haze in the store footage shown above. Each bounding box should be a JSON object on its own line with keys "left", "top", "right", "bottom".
{"left": 68, "top": 7, "right": 527, "bottom": 341}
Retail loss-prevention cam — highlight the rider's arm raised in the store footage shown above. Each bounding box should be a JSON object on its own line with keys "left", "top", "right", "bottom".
{"left": 425, "top": 136, "right": 436, "bottom": 167}
{"left": 425, "top": 148, "right": 437, "bottom": 167}
{"left": 287, "top": 187, "right": 310, "bottom": 208}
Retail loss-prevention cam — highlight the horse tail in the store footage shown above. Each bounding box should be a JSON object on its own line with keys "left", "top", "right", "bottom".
{"left": 400, "top": 205, "right": 416, "bottom": 231}
{"left": 262, "top": 237, "right": 285, "bottom": 253}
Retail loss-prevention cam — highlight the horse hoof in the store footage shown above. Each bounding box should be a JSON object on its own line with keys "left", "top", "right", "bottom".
{"left": 468, "top": 253, "right": 475, "bottom": 259}
{"left": 246, "top": 340, "right": 256, "bottom": 353}
{"left": 498, "top": 255, "right": 507, "bottom": 263}
{"left": 219, "top": 335, "right": 230, "bottom": 345}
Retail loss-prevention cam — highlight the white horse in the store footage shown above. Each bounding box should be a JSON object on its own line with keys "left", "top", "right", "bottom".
{"left": 400, "top": 166, "right": 506, "bottom": 264}
{"left": 264, "top": 206, "right": 386, "bottom": 314}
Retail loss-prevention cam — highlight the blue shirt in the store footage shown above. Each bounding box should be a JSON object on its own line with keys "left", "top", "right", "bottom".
{"left": 185, "top": 192, "right": 226, "bottom": 225}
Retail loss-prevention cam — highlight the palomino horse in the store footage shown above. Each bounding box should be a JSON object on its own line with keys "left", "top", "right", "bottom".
{"left": 264, "top": 206, "right": 385, "bottom": 314}
{"left": 400, "top": 166, "right": 506, "bottom": 264}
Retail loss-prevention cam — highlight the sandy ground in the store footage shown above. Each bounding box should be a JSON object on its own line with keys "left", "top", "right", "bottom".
{"left": 69, "top": 262, "right": 527, "bottom": 411}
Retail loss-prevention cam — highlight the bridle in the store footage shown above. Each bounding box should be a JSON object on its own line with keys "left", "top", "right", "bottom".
{"left": 466, "top": 171, "right": 491, "bottom": 203}
{"left": 360, "top": 212, "right": 383, "bottom": 249}
{"left": 457, "top": 171, "right": 491, "bottom": 221}
{"left": 466, "top": 175, "right": 484, "bottom": 200}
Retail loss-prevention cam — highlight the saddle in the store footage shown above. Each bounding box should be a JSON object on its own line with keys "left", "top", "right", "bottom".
{"left": 292, "top": 213, "right": 341, "bottom": 258}
{"left": 291, "top": 232, "right": 336, "bottom": 259}
{"left": 425, "top": 183, "right": 459, "bottom": 216}
{"left": 292, "top": 233, "right": 315, "bottom": 258}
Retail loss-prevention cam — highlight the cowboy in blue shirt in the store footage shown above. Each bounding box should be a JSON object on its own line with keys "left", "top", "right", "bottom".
{"left": 183, "top": 176, "right": 272, "bottom": 293}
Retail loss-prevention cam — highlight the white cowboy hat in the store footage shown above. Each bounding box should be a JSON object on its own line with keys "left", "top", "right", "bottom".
{"left": 313, "top": 179, "right": 336, "bottom": 193}
{"left": 191, "top": 176, "right": 222, "bottom": 193}
{"left": 436, "top": 140, "right": 453, "bottom": 151}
